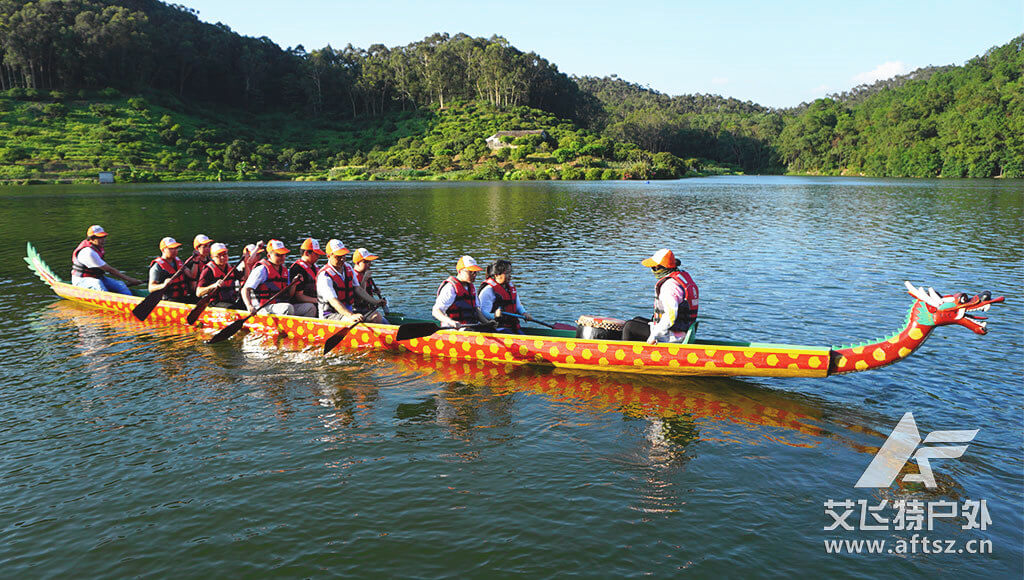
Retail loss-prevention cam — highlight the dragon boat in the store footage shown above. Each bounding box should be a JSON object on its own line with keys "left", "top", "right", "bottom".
{"left": 25, "top": 243, "right": 1004, "bottom": 378}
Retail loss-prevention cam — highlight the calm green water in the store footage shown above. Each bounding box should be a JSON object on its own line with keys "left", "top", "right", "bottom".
{"left": 1, "top": 177, "right": 1021, "bottom": 578}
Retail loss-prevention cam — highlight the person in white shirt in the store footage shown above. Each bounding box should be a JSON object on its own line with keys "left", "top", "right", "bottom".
{"left": 316, "top": 239, "right": 383, "bottom": 321}
{"left": 432, "top": 256, "right": 492, "bottom": 329}
{"left": 622, "top": 249, "right": 700, "bottom": 344}
{"left": 241, "top": 239, "right": 313, "bottom": 316}
{"left": 70, "top": 225, "right": 142, "bottom": 294}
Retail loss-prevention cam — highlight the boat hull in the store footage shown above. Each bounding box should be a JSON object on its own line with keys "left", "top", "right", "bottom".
{"left": 28, "top": 245, "right": 831, "bottom": 378}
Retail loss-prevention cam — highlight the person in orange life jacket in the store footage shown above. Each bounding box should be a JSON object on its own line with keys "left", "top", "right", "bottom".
{"left": 288, "top": 238, "right": 325, "bottom": 318}
{"left": 71, "top": 224, "right": 142, "bottom": 294}
{"left": 241, "top": 239, "right": 307, "bottom": 316}
{"left": 621, "top": 249, "right": 699, "bottom": 344}
{"left": 478, "top": 259, "right": 532, "bottom": 333}
{"left": 316, "top": 240, "right": 384, "bottom": 322}
{"left": 183, "top": 234, "right": 213, "bottom": 297}
{"left": 148, "top": 237, "right": 192, "bottom": 302}
{"left": 432, "top": 256, "right": 492, "bottom": 329}
{"left": 196, "top": 243, "right": 243, "bottom": 308}
{"left": 351, "top": 248, "right": 389, "bottom": 324}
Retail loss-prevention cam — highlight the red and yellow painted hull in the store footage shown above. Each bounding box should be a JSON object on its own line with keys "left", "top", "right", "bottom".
{"left": 42, "top": 281, "right": 833, "bottom": 378}
{"left": 28, "top": 245, "right": 833, "bottom": 378}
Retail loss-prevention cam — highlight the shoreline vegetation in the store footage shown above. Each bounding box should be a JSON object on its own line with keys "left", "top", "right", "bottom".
{"left": 0, "top": 2, "right": 1020, "bottom": 185}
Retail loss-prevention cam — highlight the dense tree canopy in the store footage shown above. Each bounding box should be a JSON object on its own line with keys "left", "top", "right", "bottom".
{"left": 0, "top": 0, "right": 1019, "bottom": 178}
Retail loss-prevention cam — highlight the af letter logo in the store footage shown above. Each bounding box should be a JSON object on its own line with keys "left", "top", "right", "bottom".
{"left": 856, "top": 412, "right": 978, "bottom": 488}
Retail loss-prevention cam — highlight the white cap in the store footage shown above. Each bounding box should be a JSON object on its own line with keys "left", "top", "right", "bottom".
{"left": 210, "top": 242, "right": 228, "bottom": 256}
{"left": 326, "top": 239, "right": 350, "bottom": 257}
{"left": 456, "top": 255, "right": 483, "bottom": 272}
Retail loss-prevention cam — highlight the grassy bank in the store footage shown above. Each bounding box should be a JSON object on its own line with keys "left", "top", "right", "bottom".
{"left": 0, "top": 89, "right": 731, "bottom": 185}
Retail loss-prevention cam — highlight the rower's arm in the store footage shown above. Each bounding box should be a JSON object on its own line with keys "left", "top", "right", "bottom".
{"left": 101, "top": 264, "right": 140, "bottom": 285}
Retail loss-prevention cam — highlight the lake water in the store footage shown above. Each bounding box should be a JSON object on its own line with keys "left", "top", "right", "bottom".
{"left": 1, "top": 177, "right": 1021, "bottom": 578}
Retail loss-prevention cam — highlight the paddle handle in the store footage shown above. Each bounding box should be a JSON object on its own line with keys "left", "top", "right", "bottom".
{"left": 245, "top": 277, "right": 300, "bottom": 319}
{"left": 503, "top": 311, "right": 551, "bottom": 328}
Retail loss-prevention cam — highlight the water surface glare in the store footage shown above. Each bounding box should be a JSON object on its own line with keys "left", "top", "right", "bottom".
{"left": 1, "top": 177, "right": 1021, "bottom": 577}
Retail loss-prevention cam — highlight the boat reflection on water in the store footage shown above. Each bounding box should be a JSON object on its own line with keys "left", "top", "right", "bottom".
{"left": 382, "top": 351, "right": 871, "bottom": 454}
{"left": 41, "top": 301, "right": 966, "bottom": 496}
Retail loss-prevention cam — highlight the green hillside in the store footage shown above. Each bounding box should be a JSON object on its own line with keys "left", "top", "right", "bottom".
{"left": 0, "top": 90, "right": 708, "bottom": 184}
{"left": 0, "top": 1, "right": 1020, "bottom": 183}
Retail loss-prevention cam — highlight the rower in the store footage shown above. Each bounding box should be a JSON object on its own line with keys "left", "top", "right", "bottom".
{"left": 239, "top": 242, "right": 264, "bottom": 283}
{"left": 184, "top": 234, "right": 214, "bottom": 300}
{"left": 622, "top": 249, "right": 699, "bottom": 344}
{"left": 432, "top": 255, "right": 491, "bottom": 329}
{"left": 288, "top": 238, "right": 324, "bottom": 318}
{"left": 478, "top": 259, "right": 532, "bottom": 333}
{"left": 71, "top": 225, "right": 142, "bottom": 294}
{"left": 148, "top": 237, "right": 190, "bottom": 302}
{"left": 352, "top": 248, "right": 388, "bottom": 324}
{"left": 241, "top": 239, "right": 301, "bottom": 316}
{"left": 196, "top": 243, "right": 242, "bottom": 309}
{"left": 316, "top": 240, "right": 383, "bottom": 322}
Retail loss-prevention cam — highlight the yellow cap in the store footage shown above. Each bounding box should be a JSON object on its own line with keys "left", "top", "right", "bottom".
{"left": 325, "top": 239, "right": 350, "bottom": 257}
{"left": 266, "top": 239, "right": 289, "bottom": 254}
{"left": 86, "top": 225, "right": 108, "bottom": 237}
{"left": 193, "top": 234, "right": 213, "bottom": 248}
{"left": 456, "top": 255, "right": 483, "bottom": 272}
{"left": 641, "top": 249, "right": 678, "bottom": 269}
{"left": 353, "top": 248, "right": 378, "bottom": 263}
{"left": 160, "top": 237, "right": 183, "bottom": 251}
{"left": 300, "top": 238, "right": 326, "bottom": 255}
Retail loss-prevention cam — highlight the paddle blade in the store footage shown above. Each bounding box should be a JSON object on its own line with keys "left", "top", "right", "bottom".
{"left": 131, "top": 289, "right": 164, "bottom": 321}
{"left": 551, "top": 322, "right": 576, "bottom": 331}
{"left": 395, "top": 322, "right": 440, "bottom": 341}
{"left": 186, "top": 295, "right": 212, "bottom": 325}
{"left": 323, "top": 323, "right": 357, "bottom": 355}
{"left": 207, "top": 318, "right": 246, "bottom": 344}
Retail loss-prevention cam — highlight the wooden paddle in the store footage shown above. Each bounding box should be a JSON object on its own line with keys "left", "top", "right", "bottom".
{"left": 322, "top": 307, "right": 380, "bottom": 355}
{"left": 186, "top": 259, "right": 243, "bottom": 325}
{"left": 131, "top": 254, "right": 196, "bottom": 321}
{"left": 503, "top": 311, "right": 576, "bottom": 331}
{"left": 395, "top": 322, "right": 442, "bottom": 341}
{"left": 207, "top": 278, "right": 299, "bottom": 344}
{"left": 394, "top": 320, "right": 499, "bottom": 341}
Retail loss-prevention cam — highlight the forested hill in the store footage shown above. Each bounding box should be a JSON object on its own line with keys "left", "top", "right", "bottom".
{"left": 0, "top": 0, "right": 1020, "bottom": 181}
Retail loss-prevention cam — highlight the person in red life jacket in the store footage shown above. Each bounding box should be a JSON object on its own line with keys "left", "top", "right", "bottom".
{"left": 316, "top": 240, "right": 383, "bottom": 321}
{"left": 478, "top": 259, "right": 533, "bottom": 333}
{"left": 622, "top": 249, "right": 699, "bottom": 344}
{"left": 183, "top": 234, "right": 214, "bottom": 298}
{"left": 432, "top": 255, "right": 492, "bottom": 329}
{"left": 196, "top": 243, "right": 243, "bottom": 308}
{"left": 71, "top": 224, "right": 142, "bottom": 294}
{"left": 148, "top": 237, "right": 191, "bottom": 302}
{"left": 351, "top": 248, "right": 389, "bottom": 323}
{"left": 238, "top": 241, "right": 264, "bottom": 284}
{"left": 288, "top": 238, "right": 325, "bottom": 318}
{"left": 241, "top": 239, "right": 305, "bottom": 316}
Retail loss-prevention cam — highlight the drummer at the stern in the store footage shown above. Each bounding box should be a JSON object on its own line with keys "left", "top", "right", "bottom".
{"left": 621, "top": 249, "right": 699, "bottom": 344}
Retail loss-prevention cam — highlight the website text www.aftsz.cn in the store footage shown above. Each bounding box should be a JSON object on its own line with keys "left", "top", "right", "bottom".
{"left": 824, "top": 535, "right": 993, "bottom": 555}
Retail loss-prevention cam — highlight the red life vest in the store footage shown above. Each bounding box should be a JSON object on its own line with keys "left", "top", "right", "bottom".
{"left": 185, "top": 251, "right": 208, "bottom": 294}
{"left": 150, "top": 256, "right": 189, "bottom": 301}
{"left": 317, "top": 263, "right": 356, "bottom": 315}
{"left": 290, "top": 259, "right": 319, "bottom": 299}
{"left": 437, "top": 276, "right": 478, "bottom": 323}
{"left": 71, "top": 239, "right": 105, "bottom": 278}
{"left": 199, "top": 261, "right": 239, "bottom": 304}
{"left": 654, "top": 270, "right": 699, "bottom": 331}
{"left": 353, "top": 269, "right": 380, "bottom": 313}
{"left": 481, "top": 277, "right": 520, "bottom": 330}
{"left": 252, "top": 258, "right": 290, "bottom": 307}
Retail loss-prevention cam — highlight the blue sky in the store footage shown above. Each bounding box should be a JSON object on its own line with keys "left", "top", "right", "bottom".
{"left": 175, "top": 0, "right": 1023, "bottom": 108}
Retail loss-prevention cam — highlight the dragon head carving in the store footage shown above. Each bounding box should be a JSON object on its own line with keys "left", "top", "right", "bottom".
{"left": 904, "top": 281, "right": 1005, "bottom": 335}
